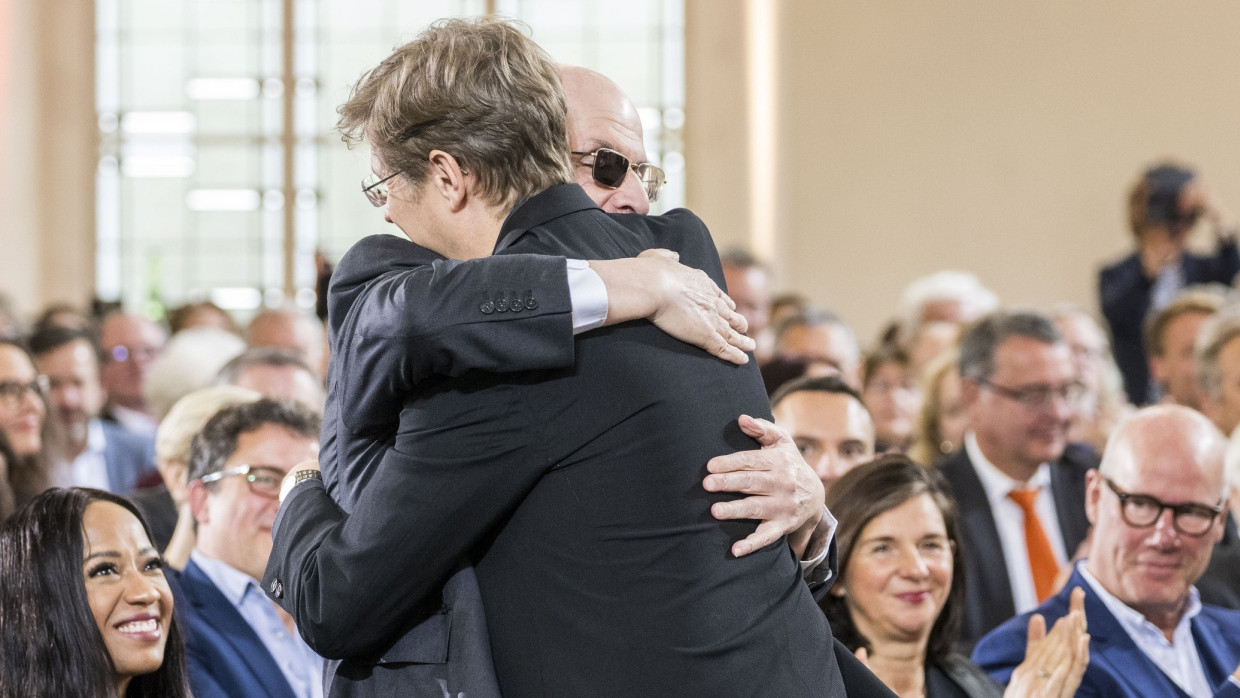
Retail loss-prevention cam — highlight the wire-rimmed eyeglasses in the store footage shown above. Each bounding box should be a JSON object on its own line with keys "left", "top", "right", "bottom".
{"left": 571, "top": 148, "right": 667, "bottom": 203}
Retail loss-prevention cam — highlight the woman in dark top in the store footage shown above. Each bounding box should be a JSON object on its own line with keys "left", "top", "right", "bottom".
{"left": 821, "top": 455, "right": 1088, "bottom": 697}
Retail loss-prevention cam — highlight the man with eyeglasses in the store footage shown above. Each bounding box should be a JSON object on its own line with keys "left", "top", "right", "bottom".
{"left": 939, "top": 310, "right": 1099, "bottom": 650}
{"left": 173, "top": 398, "right": 324, "bottom": 698}
{"left": 264, "top": 18, "right": 880, "bottom": 698}
{"left": 975, "top": 405, "right": 1240, "bottom": 697}
{"left": 98, "top": 311, "right": 168, "bottom": 437}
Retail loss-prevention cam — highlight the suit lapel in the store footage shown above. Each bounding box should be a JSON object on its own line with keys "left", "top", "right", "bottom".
{"left": 1049, "top": 453, "right": 1090, "bottom": 554}
{"left": 495, "top": 184, "right": 600, "bottom": 252}
{"left": 941, "top": 450, "right": 1016, "bottom": 632}
{"left": 183, "top": 561, "right": 297, "bottom": 698}
{"left": 1191, "top": 610, "right": 1240, "bottom": 688}
{"left": 1078, "top": 574, "right": 1184, "bottom": 697}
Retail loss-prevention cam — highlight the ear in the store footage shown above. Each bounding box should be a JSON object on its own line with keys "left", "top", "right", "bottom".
{"left": 1084, "top": 469, "right": 1101, "bottom": 526}
{"left": 426, "top": 149, "right": 469, "bottom": 212}
{"left": 187, "top": 479, "right": 210, "bottom": 526}
{"left": 1148, "top": 356, "right": 1167, "bottom": 385}
{"left": 162, "top": 460, "right": 189, "bottom": 506}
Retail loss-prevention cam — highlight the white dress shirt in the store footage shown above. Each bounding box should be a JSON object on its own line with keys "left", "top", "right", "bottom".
{"left": 68, "top": 419, "right": 112, "bottom": 492}
{"left": 965, "top": 432, "right": 1069, "bottom": 614}
{"left": 1079, "top": 564, "right": 1217, "bottom": 697}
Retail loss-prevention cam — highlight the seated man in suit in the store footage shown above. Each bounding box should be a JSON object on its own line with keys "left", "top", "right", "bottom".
{"left": 771, "top": 374, "right": 876, "bottom": 491}
{"left": 940, "top": 310, "right": 1098, "bottom": 649}
{"left": 28, "top": 325, "right": 156, "bottom": 494}
{"left": 174, "top": 398, "right": 324, "bottom": 698}
{"left": 265, "top": 18, "right": 887, "bottom": 698}
{"left": 974, "top": 405, "right": 1240, "bottom": 697}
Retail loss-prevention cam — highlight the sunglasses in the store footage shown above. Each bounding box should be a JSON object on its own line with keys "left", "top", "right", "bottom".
{"left": 571, "top": 148, "right": 666, "bottom": 203}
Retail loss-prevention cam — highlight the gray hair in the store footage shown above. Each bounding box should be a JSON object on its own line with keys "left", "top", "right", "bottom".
{"left": 957, "top": 310, "right": 1062, "bottom": 382}
{"left": 1195, "top": 309, "right": 1240, "bottom": 401}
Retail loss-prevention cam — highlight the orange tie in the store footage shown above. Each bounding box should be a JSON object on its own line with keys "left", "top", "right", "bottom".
{"left": 1008, "top": 488, "right": 1059, "bottom": 602}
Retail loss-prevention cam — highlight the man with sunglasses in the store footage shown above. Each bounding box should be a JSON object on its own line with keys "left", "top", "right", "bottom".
{"left": 175, "top": 398, "right": 325, "bottom": 698}
{"left": 975, "top": 405, "right": 1240, "bottom": 697}
{"left": 1100, "top": 162, "right": 1240, "bottom": 406}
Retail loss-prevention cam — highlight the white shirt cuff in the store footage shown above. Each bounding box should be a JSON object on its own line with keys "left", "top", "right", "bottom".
{"left": 567, "top": 259, "right": 608, "bottom": 334}
{"left": 800, "top": 505, "right": 836, "bottom": 573}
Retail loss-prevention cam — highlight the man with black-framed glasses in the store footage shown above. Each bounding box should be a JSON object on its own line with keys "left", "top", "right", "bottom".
{"left": 172, "top": 398, "right": 325, "bottom": 698}
{"left": 975, "top": 405, "right": 1240, "bottom": 697}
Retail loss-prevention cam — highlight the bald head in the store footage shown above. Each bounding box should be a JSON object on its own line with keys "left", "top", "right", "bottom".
{"left": 1100, "top": 405, "right": 1226, "bottom": 493}
{"left": 560, "top": 65, "right": 650, "bottom": 214}
{"left": 1086, "top": 404, "right": 1228, "bottom": 632}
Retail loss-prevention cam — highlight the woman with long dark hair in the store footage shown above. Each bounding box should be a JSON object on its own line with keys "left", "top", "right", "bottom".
{"left": 0, "top": 487, "right": 191, "bottom": 697}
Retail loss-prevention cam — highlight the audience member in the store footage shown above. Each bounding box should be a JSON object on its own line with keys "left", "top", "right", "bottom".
{"left": 771, "top": 374, "right": 876, "bottom": 492}
{"left": 1100, "top": 162, "right": 1240, "bottom": 406}
{"left": 897, "top": 271, "right": 998, "bottom": 348}
{"left": 0, "top": 431, "right": 16, "bottom": 519}
{"left": 862, "top": 345, "right": 921, "bottom": 453}
{"left": 775, "top": 307, "right": 863, "bottom": 387}
{"left": 99, "top": 312, "right": 168, "bottom": 437}
{"left": 974, "top": 405, "right": 1240, "bottom": 697}
{"left": 130, "top": 385, "right": 261, "bottom": 561}
{"left": 823, "top": 455, "right": 1090, "bottom": 698}
{"left": 176, "top": 398, "right": 324, "bottom": 698}
{"left": 718, "top": 247, "right": 775, "bottom": 363}
{"left": 31, "top": 302, "right": 93, "bottom": 334}
{"left": 909, "top": 350, "right": 967, "bottom": 467}
{"left": 0, "top": 293, "right": 22, "bottom": 340}
{"left": 142, "top": 327, "right": 246, "bottom": 421}
{"left": 0, "top": 487, "right": 192, "bottom": 697}
{"left": 907, "top": 320, "right": 963, "bottom": 379}
{"left": 1146, "top": 286, "right": 1229, "bottom": 410}
{"left": 771, "top": 292, "right": 809, "bottom": 330}
{"left": 215, "top": 348, "right": 324, "bottom": 413}
{"left": 1198, "top": 428, "right": 1240, "bottom": 609}
{"left": 29, "top": 326, "right": 156, "bottom": 494}
{"left": 245, "top": 306, "right": 327, "bottom": 380}
{"left": 0, "top": 339, "right": 52, "bottom": 505}
{"left": 167, "top": 301, "right": 239, "bottom": 336}
{"left": 940, "top": 311, "right": 1097, "bottom": 649}
{"left": 1051, "top": 306, "right": 1132, "bottom": 453}
{"left": 1196, "top": 309, "right": 1240, "bottom": 437}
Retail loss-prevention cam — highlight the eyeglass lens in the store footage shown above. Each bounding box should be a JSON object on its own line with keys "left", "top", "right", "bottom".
{"left": 1107, "top": 478, "right": 1219, "bottom": 535}
{"left": 0, "top": 380, "right": 42, "bottom": 403}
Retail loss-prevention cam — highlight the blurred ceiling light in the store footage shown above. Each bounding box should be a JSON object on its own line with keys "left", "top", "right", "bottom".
{"left": 120, "top": 111, "right": 196, "bottom": 135}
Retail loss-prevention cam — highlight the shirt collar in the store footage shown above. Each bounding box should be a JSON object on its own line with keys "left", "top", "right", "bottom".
{"left": 1078, "top": 562, "right": 1202, "bottom": 642}
{"left": 964, "top": 431, "right": 1052, "bottom": 507}
{"left": 85, "top": 419, "right": 107, "bottom": 455}
{"left": 190, "top": 549, "right": 262, "bottom": 607}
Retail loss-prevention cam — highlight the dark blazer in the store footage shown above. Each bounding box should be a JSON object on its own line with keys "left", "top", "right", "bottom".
{"left": 100, "top": 419, "right": 157, "bottom": 495}
{"left": 938, "top": 442, "right": 1097, "bottom": 649}
{"left": 926, "top": 654, "right": 1003, "bottom": 698}
{"left": 267, "top": 184, "right": 846, "bottom": 697}
{"left": 1098, "top": 241, "right": 1240, "bottom": 405}
{"left": 1198, "top": 513, "right": 1240, "bottom": 610}
{"left": 171, "top": 559, "right": 298, "bottom": 698}
{"left": 973, "top": 566, "right": 1240, "bottom": 697}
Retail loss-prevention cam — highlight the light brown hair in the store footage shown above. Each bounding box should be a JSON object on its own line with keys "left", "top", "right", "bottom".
{"left": 337, "top": 18, "right": 573, "bottom": 211}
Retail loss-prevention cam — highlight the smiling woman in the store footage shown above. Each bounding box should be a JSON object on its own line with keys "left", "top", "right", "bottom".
{"left": 0, "top": 488, "right": 192, "bottom": 698}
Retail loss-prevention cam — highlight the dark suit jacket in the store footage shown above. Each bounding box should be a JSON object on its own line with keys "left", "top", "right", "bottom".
{"left": 938, "top": 442, "right": 1097, "bottom": 649}
{"left": 99, "top": 419, "right": 157, "bottom": 495}
{"left": 1198, "top": 513, "right": 1240, "bottom": 610}
{"left": 129, "top": 483, "right": 177, "bottom": 551}
{"left": 171, "top": 559, "right": 298, "bottom": 698}
{"left": 266, "top": 184, "right": 846, "bottom": 697}
{"left": 1098, "top": 241, "right": 1240, "bottom": 405}
{"left": 973, "top": 566, "right": 1240, "bottom": 697}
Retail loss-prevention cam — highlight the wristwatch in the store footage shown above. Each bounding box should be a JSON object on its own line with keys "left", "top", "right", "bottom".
{"left": 279, "top": 468, "right": 323, "bottom": 503}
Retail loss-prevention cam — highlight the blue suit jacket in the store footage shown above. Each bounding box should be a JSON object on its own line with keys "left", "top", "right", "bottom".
{"left": 171, "top": 559, "right": 298, "bottom": 698}
{"left": 973, "top": 566, "right": 1240, "bottom": 697}
{"left": 99, "top": 419, "right": 156, "bottom": 494}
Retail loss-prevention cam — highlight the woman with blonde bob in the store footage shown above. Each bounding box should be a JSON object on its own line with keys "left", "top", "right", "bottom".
{"left": 0, "top": 488, "right": 192, "bottom": 697}
{"left": 821, "top": 455, "right": 1089, "bottom": 697}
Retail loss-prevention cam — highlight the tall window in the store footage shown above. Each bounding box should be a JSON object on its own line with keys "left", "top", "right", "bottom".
{"left": 96, "top": 0, "right": 684, "bottom": 318}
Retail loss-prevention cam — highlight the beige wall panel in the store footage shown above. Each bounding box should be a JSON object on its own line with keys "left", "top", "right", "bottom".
{"left": 688, "top": 1, "right": 1240, "bottom": 347}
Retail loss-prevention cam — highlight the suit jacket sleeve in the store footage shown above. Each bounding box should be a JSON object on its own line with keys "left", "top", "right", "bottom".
{"left": 331, "top": 236, "right": 575, "bottom": 433}
{"left": 264, "top": 423, "right": 547, "bottom": 660}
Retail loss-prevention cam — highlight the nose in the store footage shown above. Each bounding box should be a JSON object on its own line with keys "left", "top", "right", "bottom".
{"left": 898, "top": 547, "right": 931, "bottom": 579}
{"left": 124, "top": 571, "right": 163, "bottom": 606}
{"left": 600, "top": 170, "right": 650, "bottom": 215}
{"left": 1147, "top": 508, "right": 1181, "bottom": 547}
{"left": 813, "top": 455, "right": 846, "bottom": 490}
